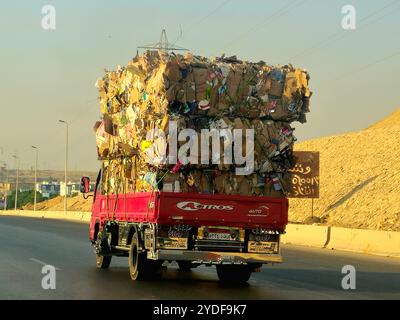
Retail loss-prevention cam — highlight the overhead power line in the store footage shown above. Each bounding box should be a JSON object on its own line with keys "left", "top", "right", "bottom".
{"left": 213, "top": 0, "right": 309, "bottom": 56}
{"left": 172, "top": 0, "right": 233, "bottom": 45}
{"left": 187, "top": 0, "right": 233, "bottom": 33}
{"left": 321, "top": 50, "right": 400, "bottom": 85}
{"left": 286, "top": 0, "right": 400, "bottom": 62}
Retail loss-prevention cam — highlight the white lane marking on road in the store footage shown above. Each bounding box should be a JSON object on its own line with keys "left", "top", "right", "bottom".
{"left": 29, "top": 258, "right": 61, "bottom": 271}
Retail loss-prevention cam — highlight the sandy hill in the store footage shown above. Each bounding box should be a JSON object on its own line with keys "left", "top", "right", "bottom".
{"left": 289, "top": 108, "right": 400, "bottom": 231}
{"left": 23, "top": 194, "right": 92, "bottom": 212}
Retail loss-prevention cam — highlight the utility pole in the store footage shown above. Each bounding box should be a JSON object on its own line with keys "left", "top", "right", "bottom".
{"left": 12, "top": 155, "right": 19, "bottom": 211}
{"left": 59, "top": 120, "right": 68, "bottom": 212}
{"left": 0, "top": 161, "right": 8, "bottom": 211}
{"left": 4, "top": 164, "right": 8, "bottom": 211}
{"left": 0, "top": 149, "right": 5, "bottom": 211}
{"left": 32, "top": 146, "right": 39, "bottom": 212}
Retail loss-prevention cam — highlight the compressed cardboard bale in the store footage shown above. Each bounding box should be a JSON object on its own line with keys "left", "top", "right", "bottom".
{"left": 94, "top": 50, "right": 312, "bottom": 198}
{"left": 95, "top": 115, "right": 296, "bottom": 182}
{"left": 237, "top": 175, "right": 252, "bottom": 195}
{"left": 95, "top": 51, "right": 311, "bottom": 120}
{"left": 161, "top": 172, "right": 180, "bottom": 192}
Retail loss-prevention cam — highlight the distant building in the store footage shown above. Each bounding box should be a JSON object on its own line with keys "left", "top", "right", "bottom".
{"left": 0, "top": 197, "right": 4, "bottom": 205}
{"left": 0, "top": 183, "right": 11, "bottom": 195}
{"left": 0, "top": 183, "right": 10, "bottom": 209}
{"left": 60, "top": 182, "right": 78, "bottom": 197}
{"left": 60, "top": 181, "right": 94, "bottom": 197}
{"left": 0, "top": 196, "right": 6, "bottom": 210}
{"left": 0, "top": 165, "right": 7, "bottom": 182}
{"left": 36, "top": 181, "right": 60, "bottom": 198}
{"left": 19, "top": 186, "right": 33, "bottom": 193}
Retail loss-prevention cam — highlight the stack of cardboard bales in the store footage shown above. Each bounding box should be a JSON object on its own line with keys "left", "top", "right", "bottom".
{"left": 94, "top": 50, "right": 312, "bottom": 197}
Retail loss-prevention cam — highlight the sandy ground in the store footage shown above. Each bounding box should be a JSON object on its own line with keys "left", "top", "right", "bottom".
{"left": 23, "top": 194, "right": 92, "bottom": 212}
{"left": 289, "top": 108, "right": 400, "bottom": 231}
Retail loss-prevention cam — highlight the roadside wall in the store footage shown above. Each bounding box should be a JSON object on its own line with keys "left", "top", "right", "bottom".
{"left": 3, "top": 210, "right": 91, "bottom": 223}
{"left": 281, "top": 224, "right": 400, "bottom": 258}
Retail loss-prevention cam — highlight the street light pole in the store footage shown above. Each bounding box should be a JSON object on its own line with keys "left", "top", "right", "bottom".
{"left": 4, "top": 164, "right": 8, "bottom": 211}
{"left": 32, "top": 146, "right": 39, "bottom": 212}
{"left": 12, "top": 155, "right": 19, "bottom": 211}
{"left": 59, "top": 120, "right": 68, "bottom": 213}
{"left": 0, "top": 161, "right": 8, "bottom": 212}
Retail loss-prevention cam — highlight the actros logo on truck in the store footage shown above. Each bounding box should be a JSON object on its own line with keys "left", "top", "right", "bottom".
{"left": 176, "top": 201, "right": 234, "bottom": 212}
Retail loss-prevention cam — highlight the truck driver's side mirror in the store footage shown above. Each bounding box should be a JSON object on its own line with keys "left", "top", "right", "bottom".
{"left": 80, "top": 176, "right": 90, "bottom": 194}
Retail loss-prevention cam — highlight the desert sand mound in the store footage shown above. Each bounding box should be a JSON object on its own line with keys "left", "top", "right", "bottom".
{"left": 23, "top": 194, "right": 92, "bottom": 212}
{"left": 289, "top": 108, "right": 400, "bottom": 231}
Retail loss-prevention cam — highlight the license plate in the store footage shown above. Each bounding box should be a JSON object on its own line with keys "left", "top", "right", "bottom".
{"left": 158, "top": 237, "right": 188, "bottom": 249}
{"left": 248, "top": 241, "right": 278, "bottom": 253}
{"left": 220, "top": 255, "right": 235, "bottom": 262}
{"left": 207, "top": 232, "right": 231, "bottom": 240}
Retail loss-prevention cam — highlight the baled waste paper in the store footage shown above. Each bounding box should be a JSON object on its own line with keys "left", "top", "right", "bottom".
{"left": 94, "top": 50, "right": 312, "bottom": 197}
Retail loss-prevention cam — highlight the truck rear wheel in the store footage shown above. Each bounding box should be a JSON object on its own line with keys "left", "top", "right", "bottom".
{"left": 128, "top": 232, "right": 160, "bottom": 280}
{"left": 129, "top": 232, "right": 146, "bottom": 280}
{"left": 96, "top": 255, "right": 112, "bottom": 269}
{"left": 216, "top": 265, "right": 252, "bottom": 284}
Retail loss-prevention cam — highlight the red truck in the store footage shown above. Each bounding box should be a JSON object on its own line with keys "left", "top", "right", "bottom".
{"left": 81, "top": 170, "right": 288, "bottom": 284}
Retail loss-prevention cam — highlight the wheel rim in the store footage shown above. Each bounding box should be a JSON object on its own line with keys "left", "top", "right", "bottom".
{"left": 130, "top": 238, "right": 138, "bottom": 276}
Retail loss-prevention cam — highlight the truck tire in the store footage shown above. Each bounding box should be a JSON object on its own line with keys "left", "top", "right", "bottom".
{"left": 129, "top": 232, "right": 146, "bottom": 280}
{"left": 96, "top": 254, "right": 112, "bottom": 269}
{"left": 95, "top": 230, "right": 111, "bottom": 269}
{"left": 177, "top": 261, "right": 199, "bottom": 271}
{"left": 216, "top": 265, "right": 252, "bottom": 284}
{"left": 128, "top": 232, "right": 160, "bottom": 280}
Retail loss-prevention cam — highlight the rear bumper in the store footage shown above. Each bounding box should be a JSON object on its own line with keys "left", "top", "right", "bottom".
{"left": 150, "top": 249, "right": 283, "bottom": 264}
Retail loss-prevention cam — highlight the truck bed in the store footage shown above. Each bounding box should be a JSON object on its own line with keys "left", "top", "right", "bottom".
{"left": 92, "top": 192, "right": 288, "bottom": 230}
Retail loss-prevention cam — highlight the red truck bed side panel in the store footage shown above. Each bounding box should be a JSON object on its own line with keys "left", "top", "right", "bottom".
{"left": 92, "top": 192, "right": 288, "bottom": 230}
{"left": 95, "top": 192, "right": 158, "bottom": 222}
{"left": 157, "top": 192, "right": 288, "bottom": 229}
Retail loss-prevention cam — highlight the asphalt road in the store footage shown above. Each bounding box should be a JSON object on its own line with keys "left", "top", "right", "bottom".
{"left": 0, "top": 216, "right": 399, "bottom": 300}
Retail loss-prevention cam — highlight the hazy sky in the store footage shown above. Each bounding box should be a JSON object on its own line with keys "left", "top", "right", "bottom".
{"left": 0, "top": 0, "right": 399, "bottom": 171}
